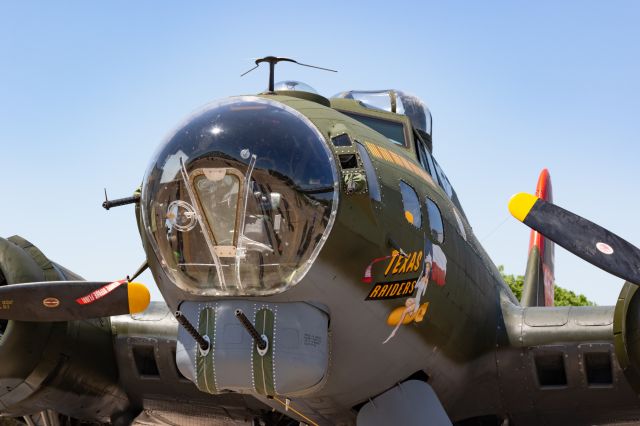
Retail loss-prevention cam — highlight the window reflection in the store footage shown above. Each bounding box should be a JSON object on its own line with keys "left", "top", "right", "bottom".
{"left": 343, "top": 112, "right": 406, "bottom": 147}
{"left": 433, "top": 160, "right": 453, "bottom": 199}
{"left": 415, "top": 139, "right": 435, "bottom": 178}
{"left": 400, "top": 181, "right": 422, "bottom": 228}
{"left": 142, "top": 98, "right": 338, "bottom": 296}
{"left": 426, "top": 198, "right": 444, "bottom": 244}
{"left": 193, "top": 172, "right": 240, "bottom": 246}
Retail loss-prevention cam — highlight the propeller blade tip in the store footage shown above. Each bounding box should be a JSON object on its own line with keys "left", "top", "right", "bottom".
{"left": 127, "top": 282, "right": 150, "bottom": 314}
{"left": 509, "top": 192, "right": 539, "bottom": 222}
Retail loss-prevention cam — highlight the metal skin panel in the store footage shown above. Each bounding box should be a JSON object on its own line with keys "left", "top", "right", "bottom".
{"left": 503, "top": 303, "right": 612, "bottom": 348}
{"left": 177, "top": 300, "right": 329, "bottom": 397}
{"left": 252, "top": 307, "right": 275, "bottom": 396}
{"left": 523, "top": 306, "right": 569, "bottom": 327}
{"left": 496, "top": 340, "right": 640, "bottom": 426}
{"left": 177, "top": 301, "right": 252, "bottom": 392}
{"left": 110, "top": 302, "right": 281, "bottom": 423}
{"left": 272, "top": 302, "right": 329, "bottom": 395}
{"left": 356, "top": 380, "right": 451, "bottom": 425}
{"left": 196, "top": 307, "right": 217, "bottom": 394}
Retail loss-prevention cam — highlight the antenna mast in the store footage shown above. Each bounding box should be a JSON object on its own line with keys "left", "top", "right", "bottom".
{"left": 241, "top": 56, "right": 337, "bottom": 92}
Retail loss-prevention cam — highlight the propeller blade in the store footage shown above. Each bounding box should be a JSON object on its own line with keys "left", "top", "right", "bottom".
{"left": 0, "top": 280, "right": 150, "bottom": 322}
{"left": 509, "top": 193, "right": 640, "bottom": 285}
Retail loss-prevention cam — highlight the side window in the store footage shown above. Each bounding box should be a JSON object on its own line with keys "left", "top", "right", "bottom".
{"left": 415, "top": 140, "right": 432, "bottom": 176}
{"left": 415, "top": 137, "right": 438, "bottom": 182}
{"left": 355, "top": 142, "right": 382, "bottom": 202}
{"left": 426, "top": 198, "right": 444, "bottom": 244}
{"left": 424, "top": 149, "right": 438, "bottom": 181}
{"left": 400, "top": 181, "right": 422, "bottom": 228}
{"left": 432, "top": 159, "right": 453, "bottom": 199}
{"left": 453, "top": 207, "right": 467, "bottom": 241}
{"left": 428, "top": 156, "right": 468, "bottom": 217}
{"left": 343, "top": 112, "right": 406, "bottom": 147}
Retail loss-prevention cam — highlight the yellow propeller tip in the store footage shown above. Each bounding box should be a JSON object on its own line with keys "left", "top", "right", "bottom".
{"left": 127, "top": 282, "right": 151, "bottom": 314}
{"left": 508, "top": 193, "right": 539, "bottom": 222}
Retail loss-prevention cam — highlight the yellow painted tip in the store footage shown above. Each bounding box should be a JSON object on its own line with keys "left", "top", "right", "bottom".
{"left": 508, "top": 193, "right": 539, "bottom": 222}
{"left": 127, "top": 282, "right": 151, "bottom": 314}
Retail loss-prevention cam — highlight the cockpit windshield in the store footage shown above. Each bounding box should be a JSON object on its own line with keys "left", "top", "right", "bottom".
{"left": 342, "top": 112, "right": 406, "bottom": 147}
{"left": 333, "top": 89, "right": 432, "bottom": 137}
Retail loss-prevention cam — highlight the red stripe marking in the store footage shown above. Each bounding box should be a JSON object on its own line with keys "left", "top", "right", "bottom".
{"left": 528, "top": 168, "right": 553, "bottom": 255}
{"left": 75, "top": 280, "right": 127, "bottom": 305}
{"left": 528, "top": 168, "right": 555, "bottom": 306}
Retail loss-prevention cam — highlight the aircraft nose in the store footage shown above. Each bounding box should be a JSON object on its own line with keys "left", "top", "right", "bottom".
{"left": 141, "top": 97, "right": 339, "bottom": 297}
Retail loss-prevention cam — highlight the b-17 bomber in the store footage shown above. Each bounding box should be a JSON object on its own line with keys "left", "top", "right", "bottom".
{"left": 1, "top": 57, "right": 640, "bottom": 425}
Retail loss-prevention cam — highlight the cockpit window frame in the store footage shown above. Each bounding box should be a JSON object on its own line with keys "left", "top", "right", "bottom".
{"left": 414, "top": 134, "right": 438, "bottom": 181}
{"left": 189, "top": 167, "right": 245, "bottom": 248}
{"left": 432, "top": 158, "right": 454, "bottom": 200}
{"left": 337, "top": 109, "right": 411, "bottom": 149}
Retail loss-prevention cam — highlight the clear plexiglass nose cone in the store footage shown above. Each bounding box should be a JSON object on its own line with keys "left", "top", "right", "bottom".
{"left": 141, "top": 97, "right": 338, "bottom": 296}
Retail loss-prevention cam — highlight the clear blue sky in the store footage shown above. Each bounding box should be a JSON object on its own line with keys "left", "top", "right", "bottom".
{"left": 1, "top": 1, "right": 638, "bottom": 305}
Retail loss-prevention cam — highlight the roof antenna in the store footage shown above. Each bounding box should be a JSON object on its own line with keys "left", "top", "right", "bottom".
{"left": 241, "top": 56, "right": 337, "bottom": 92}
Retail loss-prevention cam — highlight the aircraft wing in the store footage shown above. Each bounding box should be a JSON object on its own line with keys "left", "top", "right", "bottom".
{"left": 496, "top": 288, "right": 640, "bottom": 425}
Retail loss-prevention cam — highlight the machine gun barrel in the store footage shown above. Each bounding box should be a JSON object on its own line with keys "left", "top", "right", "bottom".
{"left": 102, "top": 193, "right": 140, "bottom": 210}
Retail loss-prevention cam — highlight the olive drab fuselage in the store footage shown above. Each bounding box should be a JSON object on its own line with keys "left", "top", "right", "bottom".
{"left": 3, "top": 86, "right": 639, "bottom": 425}
{"left": 139, "top": 91, "right": 511, "bottom": 420}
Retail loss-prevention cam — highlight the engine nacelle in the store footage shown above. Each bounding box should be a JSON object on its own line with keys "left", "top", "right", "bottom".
{"left": 613, "top": 281, "right": 640, "bottom": 394}
{"left": 0, "top": 236, "right": 132, "bottom": 422}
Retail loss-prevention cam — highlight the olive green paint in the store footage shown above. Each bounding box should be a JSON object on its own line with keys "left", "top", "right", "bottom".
{"left": 266, "top": 93, "right": 505, "bottom": 363}
{"left": 252, "top": 307, "right": 275, "bottom": 396}
{"left": 124, "top": 90, "right": 640, "bottom": 424}
{"left": 8, "top": 235, "right": 59, "bottom": 282}
{"left": 521, "top": 245, "right": 543, "bottom": 307}
{"left": 196, "top": 307, "right": 217, "bottom": 394}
